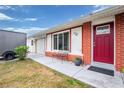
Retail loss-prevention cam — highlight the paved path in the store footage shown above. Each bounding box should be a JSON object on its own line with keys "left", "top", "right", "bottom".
{"left": 28, "top": 53, "right": 124, "bottom": 88}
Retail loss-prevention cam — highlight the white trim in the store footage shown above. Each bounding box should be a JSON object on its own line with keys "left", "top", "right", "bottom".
{"left": 114, "top": 16, "right": 116, "bottom": 75}
{"left": 52, "top": 30, "right": 70, "bottom": 35}
{"left": 52, "top": 50, "right": 70, "bottom": 53}
{"left": 92, "top": 16, "right": 114, "bottom": 25}
{"left": 52, "top": 30, "right": 70, "bottom": 52}
{"left": 91, "top": 20, "right": 115, "bottom": 71}
{"left": 91, "top": 22, "right": 94, "bottom": 65}
{"left": 46, "top": 34, "right": 52, "bottom": 51}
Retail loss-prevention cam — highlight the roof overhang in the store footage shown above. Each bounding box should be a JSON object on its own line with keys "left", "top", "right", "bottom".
{"left": 29, "top": 6, "right": 124, "bottom": 38}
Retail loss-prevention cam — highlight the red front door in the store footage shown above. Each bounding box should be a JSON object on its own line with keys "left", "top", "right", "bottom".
{"left": 93, "top": 22, "right": 114, "bottom": 64}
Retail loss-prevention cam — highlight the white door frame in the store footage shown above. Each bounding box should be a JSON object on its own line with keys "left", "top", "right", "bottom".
{"left": 91, "top": 19, "right": 116, "bottom": 71}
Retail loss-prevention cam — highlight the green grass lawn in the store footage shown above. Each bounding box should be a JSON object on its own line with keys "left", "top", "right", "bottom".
{"left": 0, "top": 59, "right": 92, "bottom": 88}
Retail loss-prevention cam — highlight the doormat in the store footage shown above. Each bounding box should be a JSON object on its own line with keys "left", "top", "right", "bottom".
{"left": 88, "top": 66, "right": 114, "bottom": 76}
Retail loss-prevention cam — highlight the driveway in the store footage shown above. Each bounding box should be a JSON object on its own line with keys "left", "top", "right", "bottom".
{"left": 28, "top": 53, "right": 124, "bottom": 88}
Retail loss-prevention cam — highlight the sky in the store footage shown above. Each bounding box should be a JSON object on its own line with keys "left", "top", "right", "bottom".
{"left": 0, "top": 5, "right": 111, "bottom": 35}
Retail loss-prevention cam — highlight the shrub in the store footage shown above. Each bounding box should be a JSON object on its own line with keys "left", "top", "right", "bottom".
{"left": 15, "top": 45, "right": 29, "bottom": 60}
{"left": 74, "top": 57, "right": 82, "bottom": 62}
{"left": 121, "top": 67, "right": 124, "bottom": 73}
{"left": 75, "top": 57, "right": 81, "bottom": 61}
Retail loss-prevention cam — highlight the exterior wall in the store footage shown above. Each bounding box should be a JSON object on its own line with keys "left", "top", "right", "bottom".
{"left": 45, "top": 22, "right": 91, "bottom": 63}
{"left": 36, "top": 38, "right": 45, "bottom": 54}
{"left": 71, "top": 27, "right": 82, "bottom": 55}
{"left": 45, "top": 51, "right": 82, "bottom": 61}
{"left": 46, "top": 34, "right": 52, "bottom": 51}
{"left": 45, "top": 27, "right": 83, "bottom": 61}
{"left": 115, "top": 13, "right": 124, "bottom": 71}
{"left": 27, "top": 38, "right": 35, "bottom": 53}
{"left": 83, "top": 22, "right": 91, "bottom": 65}
{"left": 45, "top": 12, "right": 124, "bottom": 72}
{"left": 68, "top": 53, "right": 82, "bottom": 61}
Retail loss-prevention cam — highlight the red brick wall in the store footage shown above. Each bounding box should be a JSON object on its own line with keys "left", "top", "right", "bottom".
{"left": 68, "top": 54, "right": 82, "bottom": 61}
{"left": 45, "top": 51, "right": 82, "bottom": 61}
{"left": 45, "top": 21, "right": 91, "bottom": 65}
{"left": 82, "top": 22, "right": 91, "bottom": 65}
{"left": 115, "top": 13, "right": 124, "bottom": 71}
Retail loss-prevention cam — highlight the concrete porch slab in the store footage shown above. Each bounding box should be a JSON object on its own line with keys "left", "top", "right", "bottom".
{"left": 28, "top": 53, "right": 124, "bottom": 88}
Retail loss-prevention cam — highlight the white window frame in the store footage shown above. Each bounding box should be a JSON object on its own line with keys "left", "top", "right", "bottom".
{"left": 52, "top": 30, "right": 70, "bottom": 52}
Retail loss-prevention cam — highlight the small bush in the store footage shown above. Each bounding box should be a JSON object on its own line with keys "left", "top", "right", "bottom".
{"left": 121, "top": 67, "right": 124, "bottom": 73}
{"left": 75, "top": 57, "right": 81, "bottom": 61}
{"left": 15, "top": 45, "right": 29, "bottom": 60}
{"left": 73, "top": 57, "right": 82, "bottom": 62}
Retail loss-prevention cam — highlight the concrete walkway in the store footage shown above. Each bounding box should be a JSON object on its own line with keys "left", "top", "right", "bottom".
{"left": 28, "top": 53, "right": 124, "bottom": 88}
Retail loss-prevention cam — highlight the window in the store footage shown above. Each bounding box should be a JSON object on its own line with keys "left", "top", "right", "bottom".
{"left": 96, "top": 25, "right": 110, "bottom": 35}
{"left": 31, "top": 40, "right": 33, "bottom": 46}
{"left": 53, "top": 32, "right": 69, "bottom": 51}
{"left": 64, "top": 32, "right": 69, "bottom": 50}
{"left": 58, "top": 33, "right": 63, "bottom": 50}
{"left": 53, "top": 35, "right": 57, "bottom": 50}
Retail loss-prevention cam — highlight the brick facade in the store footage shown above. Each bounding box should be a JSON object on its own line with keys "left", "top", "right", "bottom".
{"left": 45, "top": 13, "right": 124, "bottom": 72}
{"left": 82, "top": 22, "right": 91, "bottom": 65}
{"left": 115, "top": 13, "right": 124, "bottom": 71}
{"left": 45, "top": 22, "right": 92, "bottom": 64}
{"left": 45, "top": 51, "right": 82, "bottom": 61}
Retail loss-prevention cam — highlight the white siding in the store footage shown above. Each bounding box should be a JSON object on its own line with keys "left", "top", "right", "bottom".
{"left": 47, "top": 34, "right": 51, "bottom": 51}
{"left": 27, "top": 38, "right": 35, "bottom": 53}
{"left": 71, "top": 27, "right": 82, "bottom": 55}
{"left": 36, "top": 38, "right": 45, "bottom": 54}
